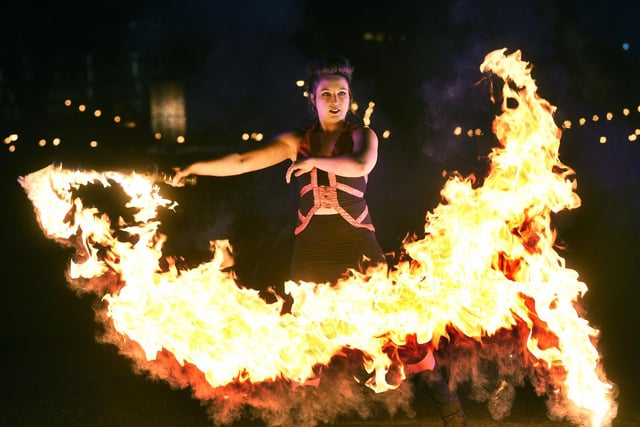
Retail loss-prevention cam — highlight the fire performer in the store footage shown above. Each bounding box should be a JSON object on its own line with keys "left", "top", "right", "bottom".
{"left": 171, "top": 55, "right": 466, "bottom": 426}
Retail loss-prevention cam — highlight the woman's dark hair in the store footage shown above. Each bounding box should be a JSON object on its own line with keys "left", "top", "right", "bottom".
{"left": 305, "top": 54, "right": 354, "bottom": 96}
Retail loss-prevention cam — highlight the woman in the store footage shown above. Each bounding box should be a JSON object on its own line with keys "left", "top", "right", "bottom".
{"left": 172, "top": 55, "right": 385, "bottom": 284}
{"left": 172, "top": 55, "right": 466, "bottom": 426}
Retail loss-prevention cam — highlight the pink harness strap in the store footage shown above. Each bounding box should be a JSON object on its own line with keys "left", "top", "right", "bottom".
{"left": 295, "top": 168, "right": 375, "bottom": 235}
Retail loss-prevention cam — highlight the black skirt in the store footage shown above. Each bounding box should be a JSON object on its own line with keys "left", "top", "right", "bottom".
{"left": 289, "top": 214, "right": 385, "bottom": 283}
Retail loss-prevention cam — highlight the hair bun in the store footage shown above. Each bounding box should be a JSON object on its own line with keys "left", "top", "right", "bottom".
{"left": 306, "top": 54, "right": 354, "bottom": 93}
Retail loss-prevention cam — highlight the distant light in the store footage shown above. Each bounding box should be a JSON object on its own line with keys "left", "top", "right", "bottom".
{"left": 382, "top": 130, "right": 391, "bottom": 139}
{"left": 562, "top": 120, "right": 572, "bottom": 129}
{"left": 375, "top": 32, "right": 384, "bottom": 43}
{"left": 474, "top": 128, "right": 482, "bottom": 136}
{"left": 176, "top": 135, "right": 185, "bottom": 143}
{"left": 351, "top": 102, "right": 359, "bottom": 112}
{"left": 154, "top": 132, "right": 162, "bottom": 140}
{"left": 124, "top": 121, "right": 136, "bottom": 128}
{"left": 635, "top": 129, "right": 640, "bottom": 136}
{"left": 362, "top": 101, "right": 375, "bottom": 127}
{"left": 114, "top": 115, "right": 121, "bottom": 123}
{"left": 579, "top": 117, "right": 586, "bottom": 125}
{"left": 623, "top": 108, "right": 630, "bottom": 116}
{"left": 296, "top": 80, "right": 305, "bottom": 87}
{"left": 64, "top": 99, "right": 72, "bottom": 107}
{"left": 622, "top": 42, "right": 630, "bottom": 51}
{"left": 8, "top": 145, "right": 16, "bottom": 153}
{"left": 629, "top": 134, "right": 637, "bottom": 142}
{"left": 599, "top": 136, "right": 607, "bottom": 144}
{"left": 241, "top": 133, "right": 250, "bottom": 141}
{"left": 592, "top": 114, "right": 599, "bottom": 122}
{"left": 78, "top": 104, "right": 86, "bottom": 112}
{"left": 606, "top": 112, "right": 613, "bottom": 121}
{"left": 467, "top": 129, "right": 473, "bottom": 137}
{"left": 453, "top": 126, "right": 462, "bottom": 136}
{"left": 303, "top": 91, "right": 309, "bottom": 98}
{"left": 89, "top": 140, "right": 98, "bottom": 148}
{"left": 363, "top": 32, "right": 374, "bottom": 41}
{"left": 4, "top": 134, "right": 18, "bottom": 144}
{"left": 52, "top": 137, "right": 61, "bottom": 146}
{"left": 38, "top": 138, "right": 46, "bottom": 147}
{"left": 94, "top": 109, "right": 102, "bottom": 117}
{"left": 254, "top": 133, "right": 264, "bottom": 142}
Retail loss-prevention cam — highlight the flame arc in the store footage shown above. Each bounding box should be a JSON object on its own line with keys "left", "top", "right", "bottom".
{"left": 19, "top": 48, "right": 617, "bottom": 426}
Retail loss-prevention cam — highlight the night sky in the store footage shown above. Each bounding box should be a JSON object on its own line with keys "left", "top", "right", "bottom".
{"left": 2, "top": 1, "right": 640, "bottom": 426}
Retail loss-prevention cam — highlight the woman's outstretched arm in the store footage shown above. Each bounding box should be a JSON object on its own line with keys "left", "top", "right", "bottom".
{"left": 172, "top": 130, "right": 302, "bottom": 185}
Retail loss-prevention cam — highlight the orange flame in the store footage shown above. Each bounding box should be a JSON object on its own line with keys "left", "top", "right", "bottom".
{"left": 19, "top": 48, "right": 617, "bottom": 426}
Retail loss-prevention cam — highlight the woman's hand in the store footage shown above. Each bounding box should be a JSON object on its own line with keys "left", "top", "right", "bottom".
{"left": 170, "top": 167, "right": 190, "bottom": 187}
{"left": 285, "top": 158, "right": 315, "bottom": 183}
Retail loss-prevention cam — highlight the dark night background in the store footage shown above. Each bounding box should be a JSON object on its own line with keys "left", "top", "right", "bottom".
{"left": 2, "top": 1, "right": 640, "bottom": 425}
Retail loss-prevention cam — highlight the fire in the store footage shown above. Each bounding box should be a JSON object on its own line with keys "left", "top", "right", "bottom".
{"left": 19, "top": 48, "right": 617, "bottom": 426}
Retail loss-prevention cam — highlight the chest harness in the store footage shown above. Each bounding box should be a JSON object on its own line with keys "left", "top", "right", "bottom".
{"left": 294, "top": 122, "right": 375, "bottom": 235}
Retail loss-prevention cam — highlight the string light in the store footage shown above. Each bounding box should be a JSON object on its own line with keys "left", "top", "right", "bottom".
{"left": 363, "top": 101, "right": 375, "bottom": 127}
{"left": 453, "top": 103, "right": 640, "bottom": 144}
{"left": 9, "top": 97, "right": 187, "bottom": 153}
{"left": 241, "top": 132, "right": 264, "bottom": 142}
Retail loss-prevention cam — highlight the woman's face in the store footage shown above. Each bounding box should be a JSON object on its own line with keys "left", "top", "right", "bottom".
{"left": 311, "top": 75, "right": 350, "bottom": 123}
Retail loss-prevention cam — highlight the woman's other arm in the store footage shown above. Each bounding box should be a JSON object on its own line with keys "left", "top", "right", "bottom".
{"left": 285, "top": 127, "right": 378, "bottom": 183}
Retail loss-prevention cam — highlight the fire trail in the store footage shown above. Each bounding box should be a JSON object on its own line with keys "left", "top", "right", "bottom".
{"left": 19, "top": 49, "right": 617, "bottom": 427}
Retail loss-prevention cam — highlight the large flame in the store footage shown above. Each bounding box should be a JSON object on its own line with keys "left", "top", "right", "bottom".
{"left": 19, "top": 49, "right": 617, "bottom": 426}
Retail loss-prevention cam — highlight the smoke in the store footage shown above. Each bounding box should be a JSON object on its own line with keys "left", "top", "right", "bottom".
{"left": 418, "top": 0, "right": 574, "bottom": 171}
{"left": 95, "top": 306, "right": 417, "bottom": 427}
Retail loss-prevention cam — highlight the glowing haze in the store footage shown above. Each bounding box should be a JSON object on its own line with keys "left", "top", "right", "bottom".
{"left": 19, "top": 49, "right": 617, "bottom": 426}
